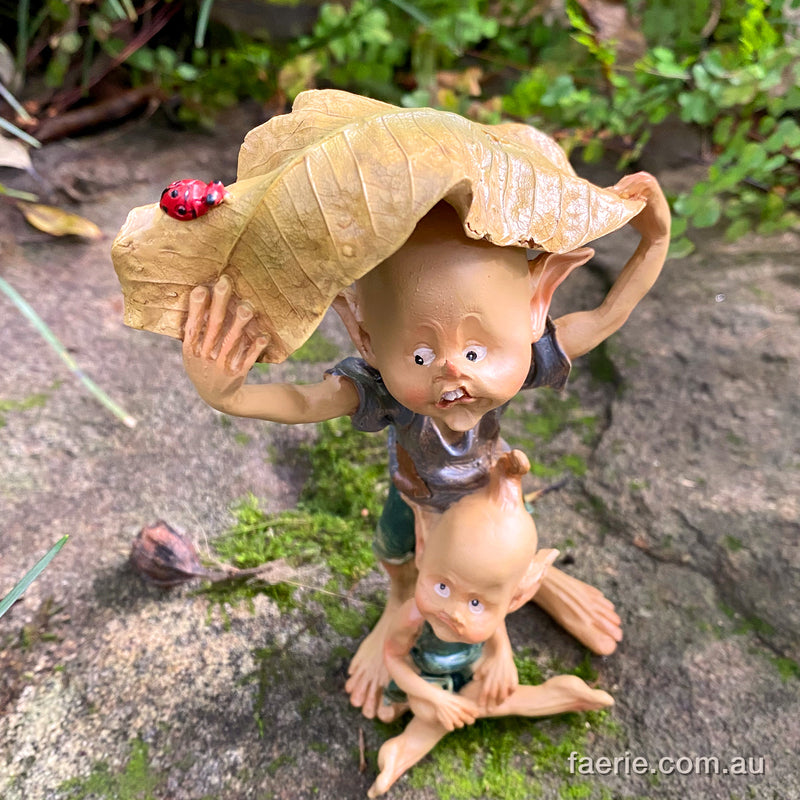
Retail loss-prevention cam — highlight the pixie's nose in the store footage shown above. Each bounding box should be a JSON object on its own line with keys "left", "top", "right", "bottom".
{"left": 441, "top": 359, "right": 461, "bottom": 378}
{"left": 449, "top": 609, "right": 465, "bottom": 627}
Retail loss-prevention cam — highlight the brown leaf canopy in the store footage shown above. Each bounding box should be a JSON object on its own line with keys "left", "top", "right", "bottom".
{"left": 112, "top": 90, "right": 643, "bottom": 362}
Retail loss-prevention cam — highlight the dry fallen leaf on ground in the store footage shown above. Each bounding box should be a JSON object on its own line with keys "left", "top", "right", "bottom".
{"left": 0, "top": 134, "right": 32, "bottom": 171}
{"left": 112, "top": 89, "right": 643, "bottom": 362}
{"left": 16, "top": 201, "right": 103, "bottom": 239}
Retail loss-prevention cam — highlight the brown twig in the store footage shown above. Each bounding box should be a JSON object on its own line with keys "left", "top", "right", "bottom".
{"left": 358, "top": 728, "right": 367, "bottom": 773}
{"left": 523, "top": 477, "right": 569, "bottom": 505}
{"left": 33, "top": 86, "right": 161, "bottom": 142}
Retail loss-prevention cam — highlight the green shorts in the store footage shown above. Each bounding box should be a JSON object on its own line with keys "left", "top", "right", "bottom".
{"left": 373, "top": 483, "right": 417, "bottom": 565}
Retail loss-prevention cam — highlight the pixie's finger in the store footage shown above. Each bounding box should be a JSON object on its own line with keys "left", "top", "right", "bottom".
{"left": 236, "top": 335, "right": 269, "bottom": 374}
{"left": 612, "top": 170, "right": 653, "bottom": 189}
{"left": 201, "top": 275, "right": 233, "bottom": 359}
{"left": 611, "top": 172, "right": 655, "bottom": 200}
{"left": 227, "top": 335, "right": 252, "bottom": 375}
{"left": 184, "top": 285, "right": 210, "bottom": 353}
{"left": 218, "top": 303, "right": 254, "bottom": 367}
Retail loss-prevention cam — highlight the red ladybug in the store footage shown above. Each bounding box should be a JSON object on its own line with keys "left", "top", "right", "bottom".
{"left": 159, "top": 179, "right": 229, "bottom": 220}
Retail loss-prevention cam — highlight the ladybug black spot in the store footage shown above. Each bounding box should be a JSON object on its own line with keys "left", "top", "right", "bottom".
{"left": 177, "top": 206, "right": 187, "bottom": 215}
{"left": 171, "top": 189, "right": 179, "bottom": 198}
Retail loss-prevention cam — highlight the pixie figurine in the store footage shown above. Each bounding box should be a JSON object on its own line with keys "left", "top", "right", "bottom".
{"left": 112, "top": 90, "right": 670, "bottom": 721}
{"left": 367, "top": 449, "right": 613, "bottom": 797}
{"left": 179, "top": 170, "right": 670, "bottom": 718}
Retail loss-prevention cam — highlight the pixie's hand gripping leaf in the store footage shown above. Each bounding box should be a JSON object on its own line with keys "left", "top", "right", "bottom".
{"left": 112, "top": 90, "right": 643, "bottom": 363}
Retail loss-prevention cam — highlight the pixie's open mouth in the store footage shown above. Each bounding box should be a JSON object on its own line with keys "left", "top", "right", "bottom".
{"left": 436, "top": 387, "right": 475, "bottom": 408}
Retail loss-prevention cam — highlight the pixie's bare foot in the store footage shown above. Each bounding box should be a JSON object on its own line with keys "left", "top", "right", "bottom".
{"left": 534, "top": 567, "right": 622, "bottom": 655}
{"left": 345, "top": 604, "right": 399, "bottom": 719}
{"left": 541, "top": 674, "right": 615, "bottom": 713}
{"left": 368, "top": 720, "right": 445, "bottom": 798}
{"left": 376, "top": 700, "right": 409, "bottom": 725}
{"left": 348, "top": 559, "right": 417, "bottom": 719}
{"left": 368, "top": 737, "right": 405, "bottom": 798}
{"left": 465, "top": 673, "right": 613, "bottom": 718}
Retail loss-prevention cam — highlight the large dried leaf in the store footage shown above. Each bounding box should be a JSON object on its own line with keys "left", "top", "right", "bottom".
{"left": 112, "top": 89, "right": 643, "bottom": 362}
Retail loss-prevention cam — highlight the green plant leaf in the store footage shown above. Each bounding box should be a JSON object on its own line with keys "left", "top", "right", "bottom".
{"left": 738, "top": 141, "right": 767, "bottom": 172}
{"left": 766, "top": 118, "right": 800, "bottom": 151}
{"left": 668, "top": 235, "right": 695, "bottom": 258}
{"left": 0, "top": 536, "right": 68, "bottom": 619}
{"left": 712, "top": 115, "right": 735, "bottom": 145}
{"left": 669, "top": 216, "right": 688, "bottom": 238}
{"left": 725, "top": 217, "right": 752, "bottom": 241}
{"left": 692, "top": 196, "right": 722, "bottom": 228}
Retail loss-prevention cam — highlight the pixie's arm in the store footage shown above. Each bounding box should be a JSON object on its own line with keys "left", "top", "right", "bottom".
{"left": 383, "top": 600, "right": 429, "bottom": 698}
{"left": 474, "top": 620, "right": 518, "bottom": 708}
{"left": 384, "top": 600, "right": 480, "bottom": 730}
{"left": 554, "top": 172, "right": 671, "bottom": 361}
{"left": 182, "top": 276, "right": 359, "bottom": 423}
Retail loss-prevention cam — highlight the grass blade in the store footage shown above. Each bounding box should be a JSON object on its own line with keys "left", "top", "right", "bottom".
{"left": 0, "top": 276, "right": 137, "bottom": 428}
{"left": 119, "top": 0, "right": 138, "bottom": 22}
{"left": 383, "top": 0, "right": 432, "bottom": 27}
{"left": 0, "top": 183, "right": 39, "bottom": 202}
{"left": 0, "top": 536, "right": 69, "bottom": 619}
{"left": 0, "top": 116, "right": 41, "bottom": 149}
{"left": 105, "top": 0, "right": 128, "bottom": 21}
{"left": 195, "top": 0, "right": 215, "bottom": 48}
{"left": 16, "top": 0, "right": 30, "bottom": 81}
{"left": 0, "top": 80, "right": 34, "bottom": 123}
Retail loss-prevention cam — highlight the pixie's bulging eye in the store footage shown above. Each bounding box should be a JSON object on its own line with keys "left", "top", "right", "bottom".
{"left": 413, "top": 347, "right": 435, "bottom": 366}
{"left": 468, "top": 598, "right": 484, "bottom": 614}
{"left": 434, "top": 582, "right": 450, "bottom": 598}
{"left": 463, "top": 345, "right": 487, "bottom": 363}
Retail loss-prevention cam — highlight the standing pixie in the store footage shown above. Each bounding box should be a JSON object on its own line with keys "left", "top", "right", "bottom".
{"left": 113, "top": 91, "right": 670, "bottom": 719}
{"left": 180, "top": 172, "right": 669, "bottom": 716}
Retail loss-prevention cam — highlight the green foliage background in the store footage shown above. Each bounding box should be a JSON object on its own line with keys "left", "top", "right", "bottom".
{"left": 4, "top": 0, "right": 800, "bottom": 252}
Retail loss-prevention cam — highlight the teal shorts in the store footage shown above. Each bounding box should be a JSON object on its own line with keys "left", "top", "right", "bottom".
{"left": 373, "top": 483, "right": 417, "bottom": 565}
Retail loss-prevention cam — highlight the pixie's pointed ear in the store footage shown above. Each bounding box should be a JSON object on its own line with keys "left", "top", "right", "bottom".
{"left": 529, "top": 247, "right": 594, "bottom": 342}
{"left": 332, "top": 289, "right": 377, "bottom": 364}
{"left": 508, "top": 548, "right": 559, "bottom": 613}
{"left": 488, "top": 449, "right": 530, "bottom": 510}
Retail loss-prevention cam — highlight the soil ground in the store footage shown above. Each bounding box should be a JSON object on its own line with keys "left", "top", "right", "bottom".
{"left": 1, "top": 108, "right": 798, "bottom": 800}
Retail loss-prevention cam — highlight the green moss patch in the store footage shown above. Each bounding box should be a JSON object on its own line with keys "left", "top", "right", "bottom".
{"left": 0, "top": 392, "right": 48, "bottom": 427}
{"left": 403, "top": 651, "right": 617, "bottom": 800}
{"left": 207, "top": 418, "right": 388, "bottom": 610}
{"left": 504, "top": 389, "right": 598, "bottom": 478}
{"left": 57, "top": 739, "right": 161, "bottom": 800}
{"left": 288, "top": 330, "right": 341, "bottom": 363}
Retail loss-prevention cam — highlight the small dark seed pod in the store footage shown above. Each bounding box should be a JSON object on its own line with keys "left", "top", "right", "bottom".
{"left": 129, "top": 521, "right": 210, "bottom": 587}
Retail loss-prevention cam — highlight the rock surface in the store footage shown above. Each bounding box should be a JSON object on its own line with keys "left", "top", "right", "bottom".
{"left": 1, "top": 110, "right": 798, "bottom": 800}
